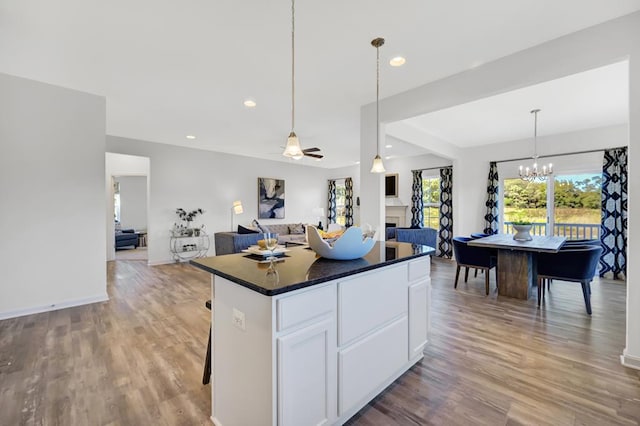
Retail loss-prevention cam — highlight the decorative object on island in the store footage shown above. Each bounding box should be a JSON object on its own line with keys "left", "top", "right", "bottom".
{"left": 370, "top": 37, "right": 386, "bottom": 174}
{"left": 231, "top": 200, "right": 243, "bottom": 231}
{"left": 174, "top": 208, "right": 205, "bottom": 236}
{"left": 307, "top": 225, "right": 376, "bottom": 260}
{"left": 258, "top": 177, "right": 285, "bottom": 219}
{"left": 519, "top": 109, "right": 553, "bottom": 182}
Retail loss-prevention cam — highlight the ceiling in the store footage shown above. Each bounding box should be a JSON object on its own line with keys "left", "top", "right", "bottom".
{"left": 1, "top": 1, "right": 638, "bottom": 168}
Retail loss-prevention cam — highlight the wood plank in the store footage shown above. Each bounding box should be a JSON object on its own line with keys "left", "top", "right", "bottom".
{"left": 497, "top": 249, "right": 534, "bottom": 300}
{"left": 469, "top": 234, "right": 566, "bottom": 253}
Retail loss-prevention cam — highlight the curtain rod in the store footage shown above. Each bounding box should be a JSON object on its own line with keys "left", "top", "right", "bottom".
{"left": 494, "top": 146, "right": 626, "bottom": 164}
{"left": 411, "top": 165, "right": 453, "bottom": 173}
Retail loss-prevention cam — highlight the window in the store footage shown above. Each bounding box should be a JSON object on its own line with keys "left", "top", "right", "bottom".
{"left": 422, "top": 176, "right": 440, "bottom": 229}
{"left": 335, "top": 179, "right": 347, "bottom": 226}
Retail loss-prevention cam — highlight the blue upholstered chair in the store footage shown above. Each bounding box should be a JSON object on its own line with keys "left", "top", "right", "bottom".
{"left": 452, "top": 236, "right": 497, "bottom": 295}
{"left": 562, "top": 238, "right": 601, "bottom": 247}
{"left": 537, "top": 245, "right": 603, "bottom": 315}
{"left": 469, "top": 232, "right": 496, "bottom": 277}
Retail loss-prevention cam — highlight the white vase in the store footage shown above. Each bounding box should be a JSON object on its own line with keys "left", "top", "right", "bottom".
{"left": 513, "top": 224, "right": 533, "bottom": 241}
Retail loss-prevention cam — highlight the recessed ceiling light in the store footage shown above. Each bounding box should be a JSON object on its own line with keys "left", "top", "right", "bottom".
{"left": 186, "top": 135, "right": 196, "bottom": 140}
{"left": 385, "top": 144, "right": 393, "bottom": 148}
{"left": 385, "top": 156, "right": 392, "bottom": 160}
{"left": 389, "top": 56, "right": 406, "bottom": 67}
{"left": 244, "top": 99, "right": 257, "bottom": 108}
{"left": 355, "top": 161, "right": 360, "bottom": 165}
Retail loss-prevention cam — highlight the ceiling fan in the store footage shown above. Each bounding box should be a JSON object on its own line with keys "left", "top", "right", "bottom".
{"left": 301, "top": 147, "right": 324, "bottom": 159}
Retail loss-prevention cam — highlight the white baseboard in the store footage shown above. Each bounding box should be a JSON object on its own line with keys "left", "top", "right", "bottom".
{"left": 147, "top": 259, "right": 176, "bottom": 266}
{"left": 0, "top": 293, "right": 109, "bottom": 321}
{"left": 621, "top": 351, "right": 640, "bottom": 370}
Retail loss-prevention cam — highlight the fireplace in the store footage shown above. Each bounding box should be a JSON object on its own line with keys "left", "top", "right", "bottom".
{"left": 385, "top": 205, "right": 408, "bottom": 228}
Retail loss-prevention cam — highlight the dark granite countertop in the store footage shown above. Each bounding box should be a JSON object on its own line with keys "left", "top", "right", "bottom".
{"left": 190, "top": 241, "right": 435, "bottom": 296}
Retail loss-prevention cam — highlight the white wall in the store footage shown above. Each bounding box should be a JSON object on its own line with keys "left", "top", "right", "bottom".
{"left": 360, "top": 12, "right": 639, "bottom": 368}
{"left": 0, "top": 73, "right": 107, "bottom": 319}
{"left": 116, "top": 176, "right": 147, "bottom": 231}
{"left": 106, "top": 136, "right": 328, "bottom": 264}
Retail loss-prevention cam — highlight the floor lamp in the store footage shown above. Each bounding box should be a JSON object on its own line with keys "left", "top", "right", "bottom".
{"left": 232, "top": 200, "right": 243, "bottom": 231}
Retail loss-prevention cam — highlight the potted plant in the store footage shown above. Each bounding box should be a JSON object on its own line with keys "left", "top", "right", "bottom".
{"left": 175, "top": 208, "right": 205, "bottom": 236}
{"left": 510, "top": 213, "right": 533, "bottom": 241}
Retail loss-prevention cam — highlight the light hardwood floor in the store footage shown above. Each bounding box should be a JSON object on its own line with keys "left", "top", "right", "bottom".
{"left": 0, "top": 258, "right": 638, "bottom": 425}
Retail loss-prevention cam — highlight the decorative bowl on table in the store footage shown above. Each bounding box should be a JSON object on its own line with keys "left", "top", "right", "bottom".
{"left": 306, "top": 225, "right": 376, "bottom": 260}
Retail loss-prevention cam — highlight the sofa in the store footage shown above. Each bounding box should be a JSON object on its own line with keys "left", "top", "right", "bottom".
{"left": 392, "top": 227, "right": 438, "bottom": 249}
{"left": 115, "top": 229, "right": 138, "bottom": 249}
{"left": 214, "top": 223, "right": 309, "bottom": 255}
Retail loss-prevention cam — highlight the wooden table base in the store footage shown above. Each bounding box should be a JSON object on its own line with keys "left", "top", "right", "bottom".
{"left": 497, "top": 250, "right": 537, "bottom": 300}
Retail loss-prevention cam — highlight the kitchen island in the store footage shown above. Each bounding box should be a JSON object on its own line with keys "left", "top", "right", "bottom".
{"left": 191, "top": 241, "right": 434, "bottom": 426}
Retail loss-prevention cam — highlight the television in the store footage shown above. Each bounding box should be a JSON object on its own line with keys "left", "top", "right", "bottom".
{"left": 385, "top": 174, "right": 398, "bottom": 197}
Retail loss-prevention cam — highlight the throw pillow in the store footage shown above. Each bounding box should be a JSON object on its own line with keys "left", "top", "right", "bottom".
{"left": 238, "top": 225, "right": 259, "bottom": 234}
{"left": 288, "top": 223, "right": 305, "bottom": 235}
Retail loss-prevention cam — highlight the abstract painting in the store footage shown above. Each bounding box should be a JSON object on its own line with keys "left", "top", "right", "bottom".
{"left": 258, "top": 177, "right": 285, "bottom": 219}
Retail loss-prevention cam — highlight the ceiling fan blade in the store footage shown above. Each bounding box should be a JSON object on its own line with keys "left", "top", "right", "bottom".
{"left": 304, "top": 152, "right": 324, "bottom": 159}
{"left": 303, "top": 147, "right": 321, "bottom": 153}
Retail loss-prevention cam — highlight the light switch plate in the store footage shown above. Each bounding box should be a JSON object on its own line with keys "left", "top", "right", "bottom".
{"left": 232, "top": 308, "right": 246, "bottom": 331}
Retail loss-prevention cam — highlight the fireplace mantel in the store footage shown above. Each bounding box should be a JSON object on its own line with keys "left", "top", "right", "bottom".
{"left": 386, "top": 205, "right": 408, "bottom": 228}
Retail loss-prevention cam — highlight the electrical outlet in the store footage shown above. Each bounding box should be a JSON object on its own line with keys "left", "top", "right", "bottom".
{"left": 232, "top": 308, "right": 246, "bottom": 331}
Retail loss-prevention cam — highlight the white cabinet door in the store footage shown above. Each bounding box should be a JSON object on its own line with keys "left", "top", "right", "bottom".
{"left": 409, "top": 279, "right": 429, "bottom": 360}
{"left": 277, "top": 318, "right": 337, "bottom": 426}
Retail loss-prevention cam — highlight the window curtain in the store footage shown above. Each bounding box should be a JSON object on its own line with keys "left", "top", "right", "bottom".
{"left": 484, "top": 161, "right": 499, "bottom": 235}
{"left": 410, "top": 170, "right": 423, "bottom": 227}
{"left": 345, "top": 177, "right": 354, "bottom": 227}
{"left": 438, "top": 168, "right": 453, "bottom": 258}
{"left": 600, "top": 147, "right": 627, "bottom": 279}
{"left": 327, "top": 180, "right": 337, "bottom": 224}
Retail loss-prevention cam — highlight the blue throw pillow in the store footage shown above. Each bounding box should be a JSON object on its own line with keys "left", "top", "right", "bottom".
{"left": 238, "top": 225, "right": 259, "bottom": 234}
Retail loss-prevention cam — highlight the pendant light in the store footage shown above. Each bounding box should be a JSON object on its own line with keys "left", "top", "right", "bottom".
{"left": 370, "top": 37, "right": 386, "bottom": 173}
{"left": 282, "top": 0, "right": 304, "bottom": 160}
{"left": 519, "top": 109, "right": 553, "bottom": 181}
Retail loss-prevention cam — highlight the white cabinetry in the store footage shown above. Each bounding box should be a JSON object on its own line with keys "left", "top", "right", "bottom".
{"left": 210, "top": 257, "right": 431, "bottom": 426}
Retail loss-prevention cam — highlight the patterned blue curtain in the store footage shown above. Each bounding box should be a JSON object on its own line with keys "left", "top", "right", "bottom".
{"left": 484, "top": 162, "right": 499, "bottom": 234}
{"left": 345, "top": 178, "right": 354, "bottom": 227}
{"left": 410, "top": 170, "right": 423, "bottom": 227}
{"left": 600, "top": 148, "right": 627, "bottom": 279}
{"left": 327, "top": 180, "right": 337, "bottom": 224}
{"left": 438, "top": 168, "right": 453, "bottom": 258}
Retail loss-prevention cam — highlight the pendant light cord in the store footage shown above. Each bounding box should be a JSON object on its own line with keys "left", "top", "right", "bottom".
{"left": 376, "top": 41, "right": 380, "bottom": 155}
{"left": 291, "top": 0, "right": 295, "bottom": 133}
{"left": 531, "top": 109, "right": 540, "bottom": 159}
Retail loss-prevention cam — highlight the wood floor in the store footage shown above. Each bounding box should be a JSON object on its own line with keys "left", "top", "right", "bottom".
{"left": 1, "top": 259, "right": 638, "bottom": 425}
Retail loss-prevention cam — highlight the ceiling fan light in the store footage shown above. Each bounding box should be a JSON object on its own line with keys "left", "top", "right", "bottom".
{"left": 370, "top": 155, "right": 386, "bottom": 173}
{"left": 283, "top": 131, "right": 304, "bottom": 160}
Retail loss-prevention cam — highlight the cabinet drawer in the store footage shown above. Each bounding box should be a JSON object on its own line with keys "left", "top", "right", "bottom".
{"left": 277, "top": 284, "right": 334, "bottom": 332}
{"left": 408, "top": 257, "right": 430, "bottom": 282}
{"left": 338, "top": 316, "right": 408, "bottom": 415}
{"left": 338, "top": 265, "right": 407, "bottom": 346}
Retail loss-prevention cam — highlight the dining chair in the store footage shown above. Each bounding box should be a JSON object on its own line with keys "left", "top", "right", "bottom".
{"left": 469, "top": 233, "right": 497, "bottom": 277}
{"left": 543, "top": 239, "right": 601, "bottom": 290}
{"left": 203, "top": 299, "right": 212, "bottom": 385}
{"left": 536, "top": 245, "right": 603, "bottom": 314}
{"left": 452, "top": 236, "right": 497, "bottom": 295}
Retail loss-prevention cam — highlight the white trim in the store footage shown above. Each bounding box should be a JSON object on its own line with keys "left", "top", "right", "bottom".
{"left": 621, "top": 351, "right": 640, "bottom": 371}
{"left": 0, "top": 293, "right": 109, "bottom": 321}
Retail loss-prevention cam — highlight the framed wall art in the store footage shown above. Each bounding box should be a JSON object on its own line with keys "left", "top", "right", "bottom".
{"left": 258, "top": 177, "right": 285, "bottom": 219}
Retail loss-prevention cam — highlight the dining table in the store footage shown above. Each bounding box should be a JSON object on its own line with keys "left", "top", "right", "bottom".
{"left": 468, "top": 234, "right": 566, "bottom": 300}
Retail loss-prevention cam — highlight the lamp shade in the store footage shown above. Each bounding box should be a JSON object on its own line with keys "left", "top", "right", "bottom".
{"left": 283, "top": 132, "right": 304, "bottom": 160}
{"left": 233, "top": 200, "right": 244, "bottom": 215}
{"left": 370, "top": 155, "right": 386, "bottom": 173}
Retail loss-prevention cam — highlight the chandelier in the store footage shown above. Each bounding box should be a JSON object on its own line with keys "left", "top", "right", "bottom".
{"left": 519, "top": 109, "right": 552, "bottom": 182}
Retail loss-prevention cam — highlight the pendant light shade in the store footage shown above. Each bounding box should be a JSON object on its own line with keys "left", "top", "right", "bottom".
{"left": 370, "top": 37, "right": 386, "bottom": 174}
{"left": 282, "top": 0, "right": 304, "bottom": 160}
{"left": 370, "top": 155, "right": 386, "bottom": 173}
{"left": 283, "top": 131, "right": 304, "bottom": 159}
